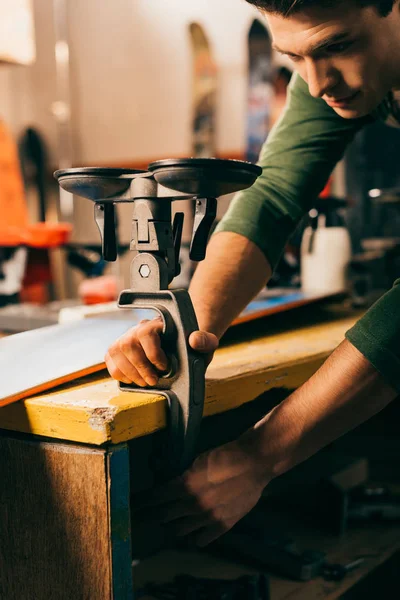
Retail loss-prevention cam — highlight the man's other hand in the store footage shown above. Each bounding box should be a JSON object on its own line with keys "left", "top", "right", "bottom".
{"left": 105, "top": 317, "right": 219, "bottom": 387}
{"left": 135, "top": 439, "right": 270, "bottom": 547}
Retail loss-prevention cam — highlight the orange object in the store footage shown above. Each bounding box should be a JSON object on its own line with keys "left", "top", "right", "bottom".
{"left": 319, "top": 177, "right": 332, "bottom": 198}
{"left": 0, "top": 222, "right": 72, "bottom": 248}
{"left": 0, "top": 120, "right": 72, "bottom": 304}
{"left": 25, "top": 222, "right": 72, "bottom": 247}
{"left": 19, "top": 282, "right": 50, "bottom": 304}
{"left": 0, "top": 119, "right": 71, "bottom": 249}
{"left": 0, "top": 119, "right": 29, "bottom": 229}
{"left": 79, "top": 275, "right": 119, "bottom": 305}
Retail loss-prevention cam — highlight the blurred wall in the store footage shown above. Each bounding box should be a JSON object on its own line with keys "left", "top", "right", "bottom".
{"left": 69, "top": 0, "right": 259, "bottom": 163}
{"left": 0, "top": 0, "right": 269, "bottom": 295}
{"left": 0, "top": 0, "right": 57, "bottom": 149}
{"left": 0, "top": 0, "right": 261, "bottom": 164}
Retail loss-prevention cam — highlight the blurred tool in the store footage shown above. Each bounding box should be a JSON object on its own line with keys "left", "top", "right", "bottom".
{"left": 348, "top": 483, "right": 400, "bottom": 521}
{"left": 301, "top": 196, "right": 352, "bottom": 295}
{"left": 321, "top": 558, "right": 365, "bottom": 582}
{"left": 215, "top": 506, "right": 366, "bottom": 583}
{"left": 19, "top": 127, "right": 48, "bottom": 223}
{"left": 215, "top": 508, "right": 326, "bottom": 581}
{"left": 350, "top": 187, "right": 400, "bottom": 306}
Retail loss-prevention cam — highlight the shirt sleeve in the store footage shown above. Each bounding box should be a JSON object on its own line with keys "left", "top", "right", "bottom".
{"left": 346, "top": 280, "right": 400, "bottom": 392}
{"left": 215, "top": 72, "right": 371, "bottom": 270}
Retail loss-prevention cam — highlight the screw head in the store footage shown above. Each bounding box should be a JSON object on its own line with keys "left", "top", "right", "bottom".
{"left": 139, "top": 264, "right": 151, "bottom": 278}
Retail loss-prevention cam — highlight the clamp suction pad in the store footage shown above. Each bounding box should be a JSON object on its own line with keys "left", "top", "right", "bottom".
{"left": 54, "top": 167, "right": 149, "bottom": 201}
{"left": 148, "top": 158, "right": 262, "bottom": 197}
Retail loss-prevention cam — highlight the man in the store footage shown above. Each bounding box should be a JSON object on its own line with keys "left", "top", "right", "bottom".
{"left": 106, "top": 0, "right": 400, "bottom": 548}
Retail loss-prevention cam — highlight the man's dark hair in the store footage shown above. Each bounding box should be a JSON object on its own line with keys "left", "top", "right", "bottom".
{"left": 244, "top": 0, "right": 396, "bottom": 17}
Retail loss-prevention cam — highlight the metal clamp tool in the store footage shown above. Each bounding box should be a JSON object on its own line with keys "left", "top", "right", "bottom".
{"left": 55, "top": 158, "right": 261, "bottom": 474}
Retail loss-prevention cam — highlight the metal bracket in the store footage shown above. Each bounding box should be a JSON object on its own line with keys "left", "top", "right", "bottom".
{"left": 190, "top": 198, "right": 217, "bottom": 261}
{"left": 94, "top": 202, "right": 117, "bottom": 261}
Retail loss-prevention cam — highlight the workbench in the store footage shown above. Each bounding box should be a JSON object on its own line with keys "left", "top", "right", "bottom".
{"left": 1, "top": 305, "right": 399, "bottom": 599}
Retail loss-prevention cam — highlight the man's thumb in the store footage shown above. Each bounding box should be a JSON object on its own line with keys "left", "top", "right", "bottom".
{"left": 188, "top": 331, "right": 219, "bottom": 353}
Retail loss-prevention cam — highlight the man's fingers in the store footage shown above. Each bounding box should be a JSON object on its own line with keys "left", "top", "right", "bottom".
{"left": 159, "top": 497, "right": 203, "bottom": 524}
{"left": 105, "top": 353, "right": 132, "bottom": 385}
{"left": 116, "top": 335, "right": 159, "bottom": 386}
{"left": 193, "top": 522, "right": 233, "bottom": 547}
{"left": 133, "top": 477, "right": 185, "bottom": 511}
{"left": 188, "top": 331, "right": 219, "bottom": 354}
{"left": 138, "top": 328, "right": 169, "bottom": 373}
{"left": 107, "top": 318, "right": 217, "bottom": 387}
{"left": 170, "top": 513, "right": 215, "bottom": 538}
{"left": 134, "top": 496, "right": 202, "bottom": 525}
{"left": 116, "top": 356, "right": 148, "bottom": 387}
{"left": 105, "top": 352, "right": 147, "bottom": 387}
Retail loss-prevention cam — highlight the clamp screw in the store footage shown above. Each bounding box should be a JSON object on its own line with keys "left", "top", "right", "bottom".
{"left": 139, "top": 264, "right": 151, "bottom": 278}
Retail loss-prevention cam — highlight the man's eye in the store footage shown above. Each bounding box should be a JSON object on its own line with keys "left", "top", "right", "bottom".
{"left": 326, "top": 41, "right": 352, "bottom": 54}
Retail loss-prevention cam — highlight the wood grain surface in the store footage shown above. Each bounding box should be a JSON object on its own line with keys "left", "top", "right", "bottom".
{"left": 0, "top": 435, "right": 112, "bottom": 600}
{"left": 0, "top": 311, "right": 362, "bottom": 444}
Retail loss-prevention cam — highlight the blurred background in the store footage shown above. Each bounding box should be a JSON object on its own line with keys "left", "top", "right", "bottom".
{"left": 1, "top": 0, "right": 400, "bottom": 329}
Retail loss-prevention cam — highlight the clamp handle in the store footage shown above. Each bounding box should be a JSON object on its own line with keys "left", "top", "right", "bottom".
{"left": 190, "top": 198, "right": 217, "bottom": 262}
{"left": 118, "top": 289, "right": 205, "bottom": 476}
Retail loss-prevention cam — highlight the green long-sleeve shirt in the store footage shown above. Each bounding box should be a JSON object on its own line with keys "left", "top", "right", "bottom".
{"left": 216, "top": 73, "right": 400, "bottom": 392}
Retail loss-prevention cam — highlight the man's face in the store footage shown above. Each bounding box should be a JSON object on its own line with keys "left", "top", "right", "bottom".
{"left": 264, "top": 2, "right": 400, "bottom": 118}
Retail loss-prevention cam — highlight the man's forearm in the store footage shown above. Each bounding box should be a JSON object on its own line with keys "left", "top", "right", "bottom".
{"left": 189, "top": 231, "right": 272, "bottom": 338}
{"left": 243, "top": 339, "right": 398, "bottom": 479}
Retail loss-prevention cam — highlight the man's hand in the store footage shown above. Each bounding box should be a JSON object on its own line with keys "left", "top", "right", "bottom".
{"left": 105, "top": 317, "right": 219, "bottom": 386}
{"left": 136, "top": 438, "right": 270, "bottom": 547}
{"left": 133, "top": 339, "right": 398, "bottom": 549}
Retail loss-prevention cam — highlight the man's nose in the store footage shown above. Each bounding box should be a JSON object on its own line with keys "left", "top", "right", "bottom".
{"left": 305, "top": 59, "right": 337, "bottom": 98}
